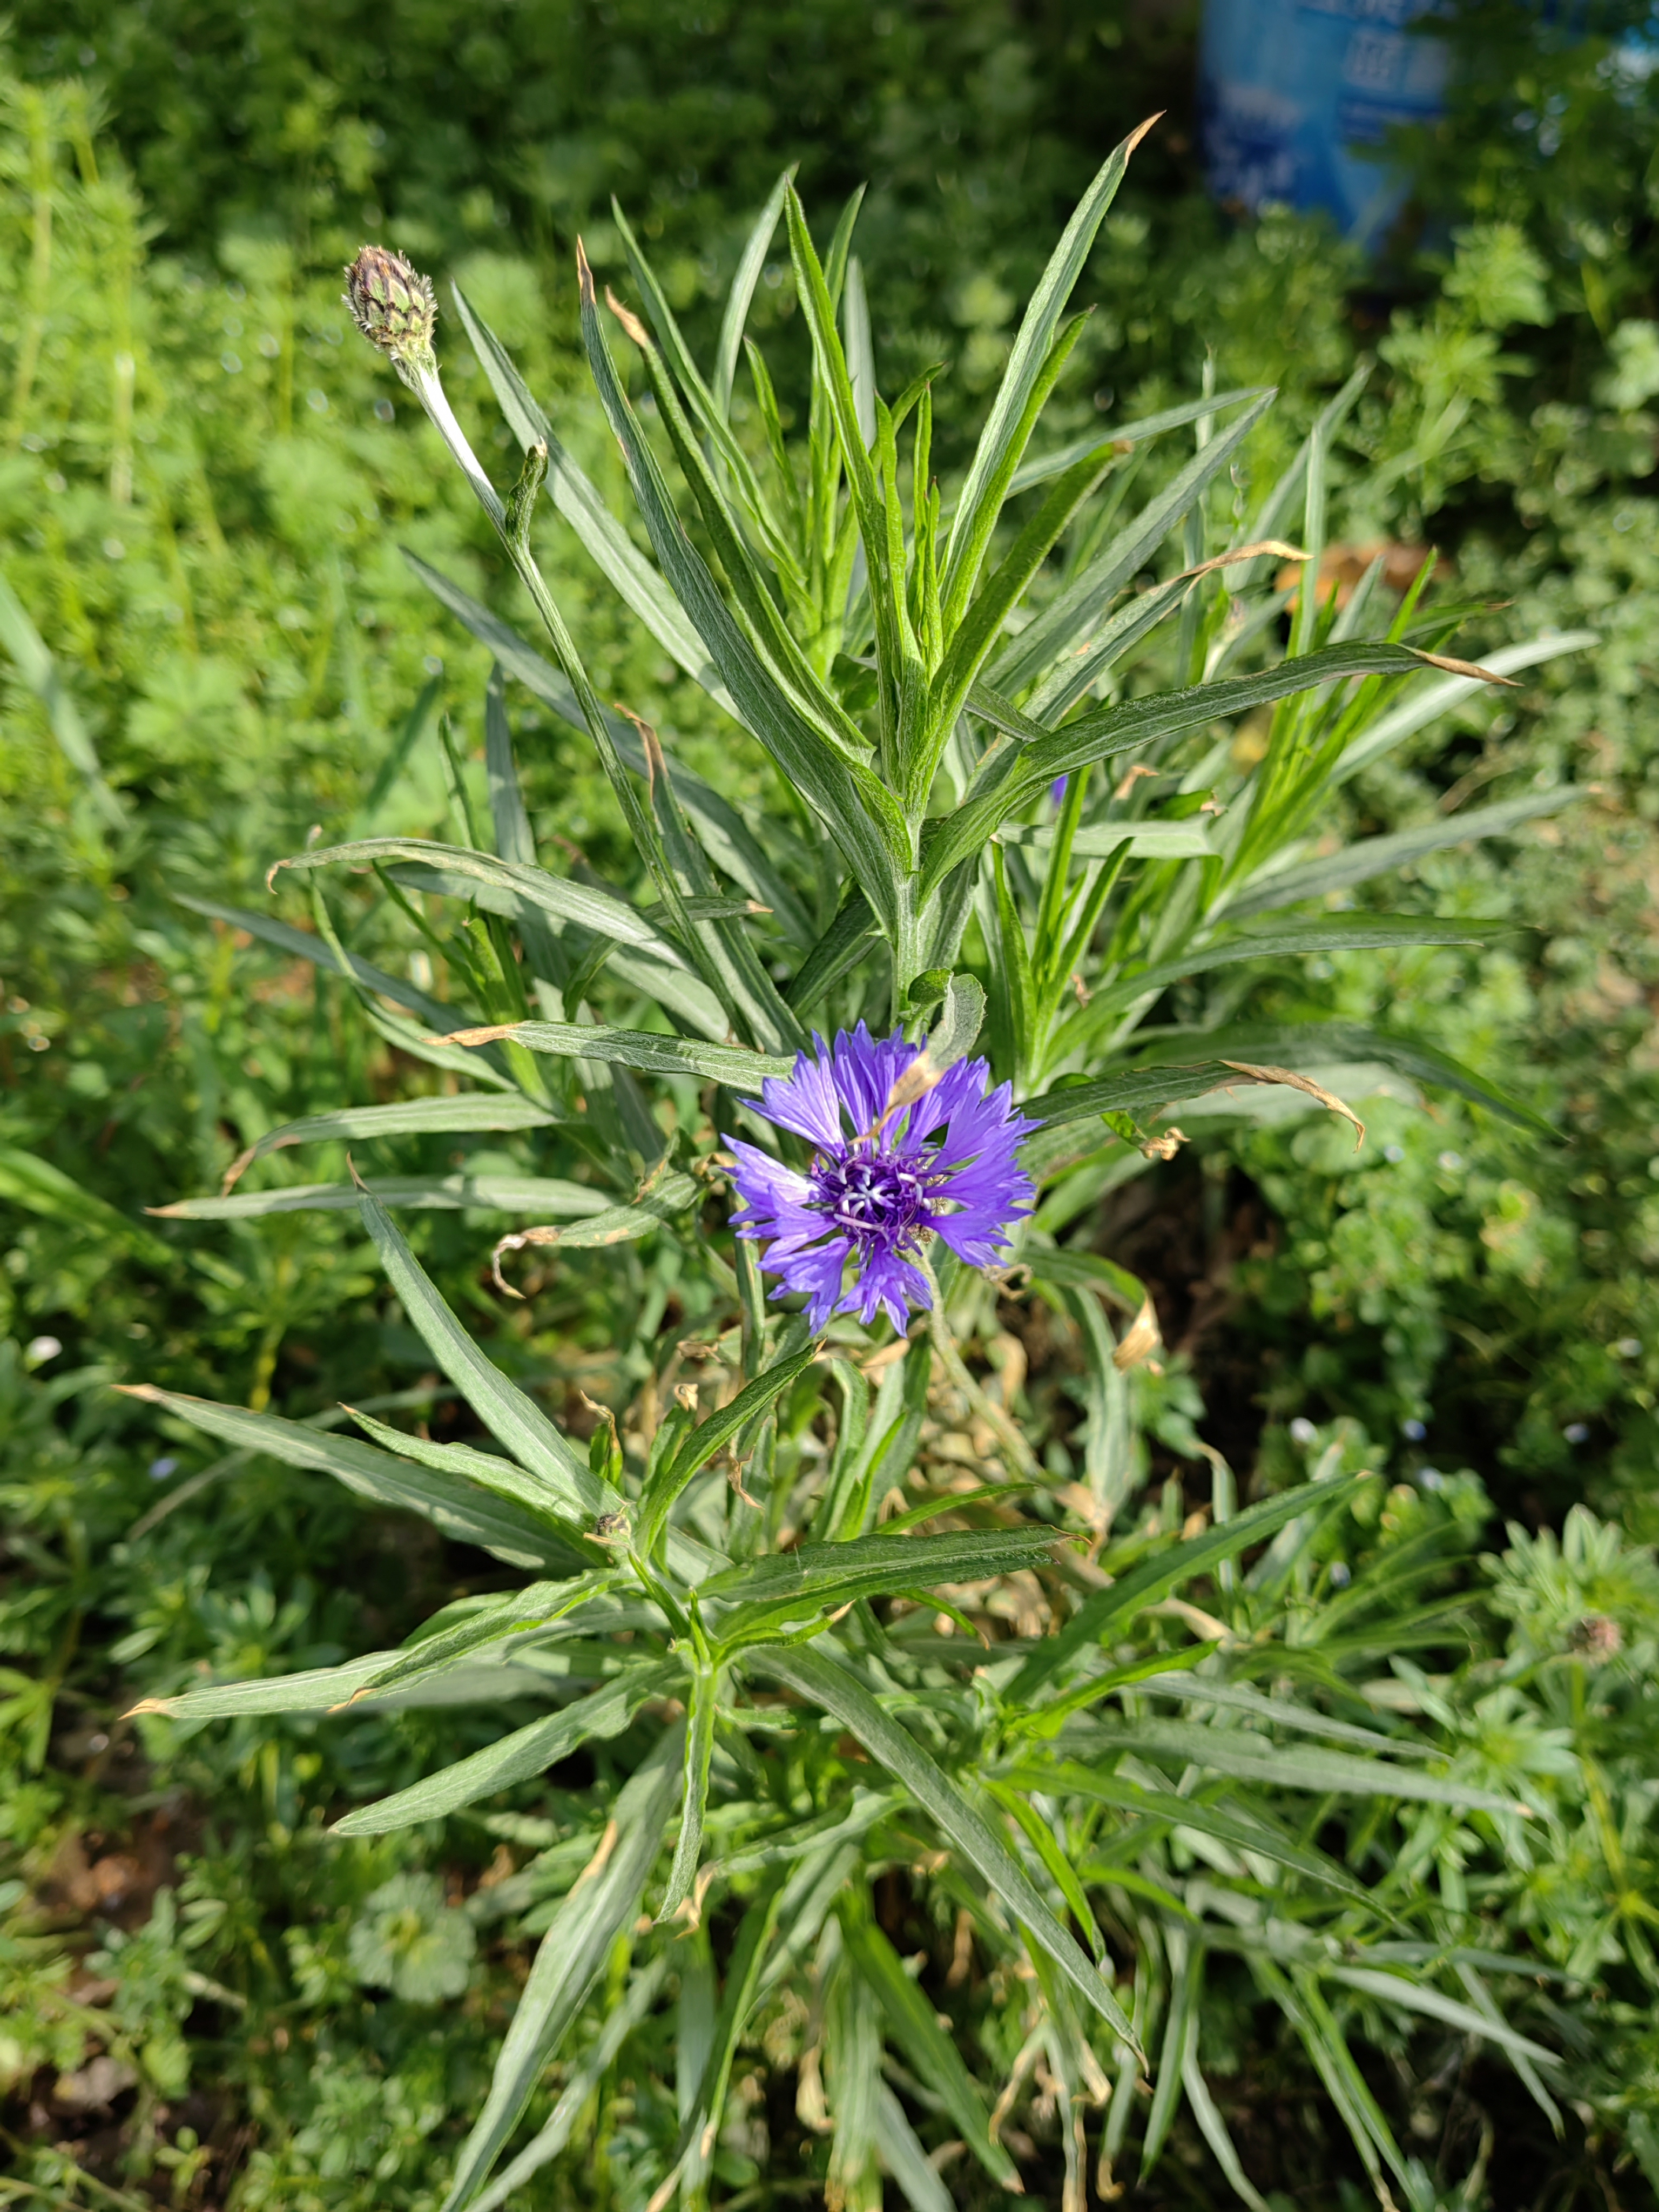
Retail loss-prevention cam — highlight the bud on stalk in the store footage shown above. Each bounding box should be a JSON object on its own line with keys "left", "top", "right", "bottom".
{"left": 342, "top": 244, "right": 504, "bottom": 532}
{"left": 343, "top": 245, "right": 437, "bottom": 374}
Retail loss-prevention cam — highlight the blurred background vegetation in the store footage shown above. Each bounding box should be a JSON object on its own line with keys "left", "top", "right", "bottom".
{"left": 5, "top": 1, "right": 1659, "bottom": 2205}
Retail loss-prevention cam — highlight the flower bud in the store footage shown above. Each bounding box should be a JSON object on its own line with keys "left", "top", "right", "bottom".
{"left": 343, "top": 246, "right": 437, "bottom": 373}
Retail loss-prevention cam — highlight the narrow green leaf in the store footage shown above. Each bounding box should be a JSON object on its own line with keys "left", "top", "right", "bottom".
{"left": 171, "top": 892, "right": 515, "bottom": 1087}
{"left": 1324, "top": 1966, "right": 1561, "bottom": 2066}
{"left": 873, "top": 2088, "right": 955, "bottom": 2212}
{"left": 276, "top": 835, "right": 677, "bottom": 953}
{"left": 334, "top": 1665, "right": 676, "bottom": 1835}
{"left": 449, "top": 285, "right": 730, "bottom": 711}
{"left": 439, "top": 1727, "right": 683, "bottom": 2212}
{"left": 342, "top": 1407, "right": 601, "bottom": 1546}
{"left": 640, "top": 1343, "right": 821, "bottom": 1554}
{"left": 1331, "top": 629, "right": 1596, "bottom": 790}
{"left": 709, "top": 1524, "right": 1058, "bottom": 1640}
{"left": 1131, "top": 1019, "right": 1556, "bottom": 1138}
{"left": 399, "top": 560, "right": 820, "bottom": 948}
{"left": 840, "top": 1899, "right": 1020, "bottom": 2187}
{"left": 943, "top": 117, "right": 1158, "bottom": 602}
{"left": 342, "top": 1579, "right": 606, "bottom": 1704}
{"left": 1026, "top": 1762, "right": 1378, "bottom": 1906}
{"left": 1055, "top": 913, "right": 1511, "bottom": 1043}
{"left": 924, "top": 641, "right": 1460, "bottom": 900}
{"left": 211, "top": 1095, "right": 563, "bottom": 1192}
{"left": 1139, "top": 1927, "right": 1199, "bottom": 2179}
{"left": 115, "top": 1385, "right": 577, "bottom": 1571}
{"left": 0, "top": 1146, "right": 173, "bottom": 1266}
{"left": 752, "top": 1643, "right": 1139, "bottom": 2053}
{"left": 658, "top": 1655, "right": 718, "bottom": 1918}
{"left": 431, "top": 1016, "right": 791, "bottom": 1090}
{"left": 1220, "top": 786, "right": 1593, "bottom": 921}
{"left": 152, "top": 1174, "right": 606, "bottom": 1222}
{"left": 716, "top": 172, "right": 792, "bottom": 416}
{"left": 354, "top": 1184, "right": 615, "bottom": 1521}
{"left": 1105, "top": 1722, "right": 1526, "bottom": 1812}
{"left": 1008, "top": 1476, "right": 1363, "bottom": 1697}
{"left": 577, "top": 246, "right": 908, "bottom": 935}
{"left": 989, "top": 391, "right": 1274, "bottom": 698}
{"left": 469, "top": 1960, "right": 671, "bottom": 2212}
{"left": 999, "top": 819, "right": 1215, "bottom": 862}
{"left": 1004, "top": 387, "right": 1269, "bottom": 497}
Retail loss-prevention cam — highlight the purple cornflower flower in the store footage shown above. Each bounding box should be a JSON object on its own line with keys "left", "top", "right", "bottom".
{"left": 726, "top": 1023, "right": 1035, "bottom": 1334}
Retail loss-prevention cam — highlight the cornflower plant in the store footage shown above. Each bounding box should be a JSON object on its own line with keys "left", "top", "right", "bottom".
{"left": 131, "top": 128, "right": 1593, "bottom": 2211}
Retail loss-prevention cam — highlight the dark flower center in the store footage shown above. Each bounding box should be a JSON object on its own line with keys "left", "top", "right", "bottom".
{"left": 809, "top": 1144, "right": 941, "bottom": 1247}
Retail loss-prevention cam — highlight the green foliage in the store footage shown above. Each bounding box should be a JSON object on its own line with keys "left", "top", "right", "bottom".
{"left": 5, "top": 9, "right": 1659, "bottom": 2211}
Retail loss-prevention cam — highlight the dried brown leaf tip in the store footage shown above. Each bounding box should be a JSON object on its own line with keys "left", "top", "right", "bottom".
{"left": 343, "top": 245, "right": 437, "bottom": 369}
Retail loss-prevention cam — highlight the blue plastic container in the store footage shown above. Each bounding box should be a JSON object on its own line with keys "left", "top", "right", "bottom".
{"left": 1198, "top": 0, "right": 1452, "bottom": 245}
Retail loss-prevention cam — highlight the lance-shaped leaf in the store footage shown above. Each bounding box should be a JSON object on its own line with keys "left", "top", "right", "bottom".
{"left": 342, "top": 1407, "right": 604, "bottom": 1547}
{"left": 1323, "top": 1966, "right": 1561, "bottom": 2068}
{"left": 214, "top": 1094, "right": 563, "bottom": 1195}
{"left": 637, "top": 1342, "right": 821, "bottom": 1555}
{"left": 989, "top": 390, "right": 1274, "bottom": 698}
{"left": 922, "top": 640, "right": 1478, "bottom": 899}
{"left": 129, "top": 1650, "right": 404, "bottom": 1720}
{"left": 334, "top": 1664, "right": 677, "bottom": 1835}
{"left": 1022, "top": 1762, "right": 1378, "bottom": 1906}
{"left": 354, "top": 1184, "right": 617, "bottom": 1521}
{"left": 1101, "top": 1722, "right": 1527, "bottom": 1812}
{"left": 152, "top": 1174, "right": 611, "bottom": 1222}
{"left": 577, "top": 246, "right": 909, "bottom": 933}
{"left": 658, "top": 1653, "right": 718, "bottom": 1919}
{"left": 469, "top": 1959, "right": 672, "bottom": 2212}
{"left": 1219, "top": 786, "right": 1594, "bottom": 921}
{"left": 432, "top": 1016, "right": 791, "bottom": 1089}
{"left": 999, "top": 819, "right": 1215, "bottom": 862}
{"left": 336, "top": 1577, "right": 610, "bottom": 1706}
{"left": 491, "top": 1175, "right": 700, "bottom": 1289}
{"left": 172, "top": 893, "right": 517, "bottom": 1090}
{"left": 403, "top": 555, "right": 818, "bottom": 947}
{"left": 716, "top": 171, "right": 792, "bottom": 415}
{"left": 439, "top": 1726, "right": 684, "bottom": 2212}
{"left": 1128, "top": 1020, "right": 1555, "bottom": 1137}
{"left": 705, "top": 1523, "right": 1060, "bottom": 1642}
{"left": 1328, "top": 629, "right": 1597, "bottom": 790}
{"left": 273, "top": 835, "right": 682, "bottom": 955}
{"left": 839, "top": 1898, "right": 1020, "bottom": 2187}
{"left": 114, "top": 1385, "right": 581, "bottom": 1571}
{"left": 451, "top": 284, "right": 731, "bottom": 707}
{"left": 943, "top": 116, "right": 1159, "bottom": 606}
{"left": 1052, "top": 913, "right": 1512, "bottom": 1045}
{"left": 1008, "top": 1475, "right": 1364, "bottom": 1697}
{"left": 752, "top": 1642, "right": 1139, "bottom": 2052}
{"left": 1004, "top": 387, "right": 1268, "bottom": 497}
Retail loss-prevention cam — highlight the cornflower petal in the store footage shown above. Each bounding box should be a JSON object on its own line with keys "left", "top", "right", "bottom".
{"left": 725, "top": 1026, "right": 1034, "bottom": 1331}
